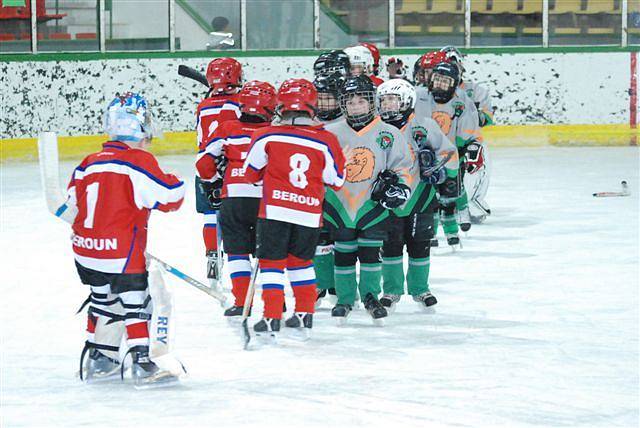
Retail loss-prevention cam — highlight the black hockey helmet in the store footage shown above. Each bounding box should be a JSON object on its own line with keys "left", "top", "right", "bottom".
{"left": 313, "top": 50, "right": 351, "bottom": 78}
{"left": 313, "top": 72, "right": 345, "bottom": 121}
{"left": 338, "top": 75, "right": 377, "bottom": 128}
{"left": 428, "top": 62, "right": 460, "bottom": 104}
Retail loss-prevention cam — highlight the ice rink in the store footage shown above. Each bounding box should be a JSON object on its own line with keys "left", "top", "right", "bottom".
{"left": 1, "top": 146, "right": 638, "bottom": 427}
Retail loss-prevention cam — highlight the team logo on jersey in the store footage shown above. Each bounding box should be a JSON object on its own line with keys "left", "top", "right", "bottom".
{"left": 453, "top": 101, "right": 465, "bottom": 118}
{"left": 376, "top": 131, "right": 394, "bottom": 150}
{"left": 432, "top": 111, "right": 452, "bottom": 135}
{"left": 411, "top": 126, "right": 428, "bottom": 146}
{"left": 345, "top": 147, "right": 375, "bottom": 183}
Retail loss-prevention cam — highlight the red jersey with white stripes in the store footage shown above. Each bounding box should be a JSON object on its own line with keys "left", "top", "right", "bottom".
{"left": 243, "top": 120, "right": 346, "bottom": 228}
{"left": 196, "top": 94, "right": 240, "bottom": 152}
{"left": 196, "top": 119, "right": 270, "bottom": 198}
{"left": 67, "top": 141, "right": 185, "bottom": 274}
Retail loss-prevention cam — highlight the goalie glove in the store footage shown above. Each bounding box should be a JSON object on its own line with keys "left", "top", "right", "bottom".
{"left": 418, "top": 148, "right": 447, "bottom": 185}
{"left": 371, "top": 169, "right": 411, "bottom": 210}
{"left": 201, "top": 175, "right": 223, "bottom": 210}
{"left": 465, "top": 142, "right": 485, "bottom": 174}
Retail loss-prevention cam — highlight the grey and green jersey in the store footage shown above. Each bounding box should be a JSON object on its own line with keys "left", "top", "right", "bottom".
{"left": 461, "top": 80, "right": 494, "bottom": 127}
{"left": 324, "top": 117, "right": 412, "bottom": 230}
{"left": 392, "top": 114, "right": 459, "bottom": 217}
{"left": 414, "top": 86, "right": 480, "bottom": 151}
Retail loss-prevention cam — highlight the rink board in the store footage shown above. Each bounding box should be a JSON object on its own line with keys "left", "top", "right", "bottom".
{"left": 1, "top": 124, "right": 638, "bottom": 163}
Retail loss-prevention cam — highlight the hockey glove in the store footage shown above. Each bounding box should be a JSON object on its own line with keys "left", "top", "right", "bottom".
{"left": 465, "top": 142, "right": 485, "bottom": 174}
{"left": 418, "top": 148, "right": 447, "bottom": 184}
{"left": 201, "top": 176, "right": 223, "bottom": 209}
{"left": 371, "top": 170, "right": 411, "bottom": 209}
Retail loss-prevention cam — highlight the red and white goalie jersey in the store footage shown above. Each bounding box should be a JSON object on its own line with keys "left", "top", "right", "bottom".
{"left": 196, "top": 119, "right": 271, "bottom": 198}
{"left": 67, "top": 141, "right": 185, "bottom": 274}
{"left": 243, "top": 121, "right": 346, "bottom": 228}
{"left": 196, "top": 94, "right": 241, "bottom": 154}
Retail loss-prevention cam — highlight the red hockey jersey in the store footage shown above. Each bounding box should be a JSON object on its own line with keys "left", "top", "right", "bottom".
{"left": 67, "top": 141, "right": 185, "bottom": 274}
{"left": 243, "top": 120, "right": 346, "bottom": 228}
{"left": 196, "top": 119, "right": 270, "bottom": 198}
{"left": 196, "top": 94, "right": 241, "bottom": 153}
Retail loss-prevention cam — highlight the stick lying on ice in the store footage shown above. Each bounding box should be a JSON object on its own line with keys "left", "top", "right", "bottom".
{"left": 593, "top": 181, "right": 630, "bottom": 198}
{"left": 37, "top": 132, "right": 227, "bottom": 304}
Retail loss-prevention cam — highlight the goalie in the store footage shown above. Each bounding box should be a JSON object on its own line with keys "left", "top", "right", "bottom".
{"left": 65, "top": 93, "right": 185, "bottom": 386}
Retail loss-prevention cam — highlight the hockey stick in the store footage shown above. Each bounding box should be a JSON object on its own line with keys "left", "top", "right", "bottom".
{"left": 177, "top": 65, "right": 209, "bottom": 88}
{"left": 593, "top": 181, "right": 630, "bottom": 198}
{"left": 241, "top": 262, "right": 260, "bottom": 350}
{"left": 37, "top": 132, "right": 227, "bottom": 304}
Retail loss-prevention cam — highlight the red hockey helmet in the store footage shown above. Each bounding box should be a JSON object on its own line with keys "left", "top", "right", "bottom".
{"left": 205, "top": 57, "right": 243, "bottom": 94}
{"left": 420, "top": 51, "right": 449, "bottom": 70}
{"left": 359, "top": 42, "right": 381, "bottom": 75}
{"left": 276, "top": 78, "right": 318, "bottom": 117}
{"left": 238, "top": 80, "right": 277, "bottom": 120}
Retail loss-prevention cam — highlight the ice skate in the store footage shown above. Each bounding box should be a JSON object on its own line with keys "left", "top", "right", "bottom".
{"left": 130, "top": 346, "right": 179, "bottom": 389}
{"left": 284, "top": 312, "right": 312, "bottom": 341}
{"left": 430, "top": 238, "right": 439, "bottom": 247}
{"left": 331, "top": 304, "right": 352, "bottom": 325}
{"left": 363, "top": 293, "right": 387, "bottom": 326}
{"left": 446, "top": 233, "right": 462, "bottom": 251}
{"left": 82, "top": 348, "right": 120, "bottom": 382}
{"left": 413, "top": 292, "right": 437, "bottom": 313}
{"left": 253, "top": 318, "right": 280, "bottom": 345}
{"left": 379, "top": 294, "right": 401, "bottom": 313}
{"left": 316, "top": 287, "right": 338, "bottom": 308}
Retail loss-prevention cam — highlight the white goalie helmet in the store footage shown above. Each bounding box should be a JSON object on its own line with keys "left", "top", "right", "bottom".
{"left": 376, "top": 78, "right": 416, "bottom": 121}
{"left": 344, "top": 45, "right": 374, "bottom": 76}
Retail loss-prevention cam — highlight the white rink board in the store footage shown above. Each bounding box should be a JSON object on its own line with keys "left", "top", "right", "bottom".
{"left": 0, "top": 52, "right": 633, "bottom": 139}
{"left": 0, "top": 146, "right": 638, "bottom": 427}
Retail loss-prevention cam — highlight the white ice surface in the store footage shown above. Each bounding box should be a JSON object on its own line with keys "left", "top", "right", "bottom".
{"left": 1, "top": 147, "right": 638, "bottom": 428}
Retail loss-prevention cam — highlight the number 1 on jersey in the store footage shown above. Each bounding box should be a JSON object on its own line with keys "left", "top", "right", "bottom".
{"left": 84, "top": 182, "right": 99, "bottom": 229}
{"left": 289, "top": 153, "right": 310, "bottom": 189}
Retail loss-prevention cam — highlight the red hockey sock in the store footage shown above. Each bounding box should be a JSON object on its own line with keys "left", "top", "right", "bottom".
{"left": 287, "top": 254, "right": 317, "bottom": 314}
{"left": 203, "top": 225, "right": 218, "bottom": 252}
{"left": 228, "top": 254, "right": 252, "bottom": 306}
{"left": 259, "top": 259, "right": 286, "bottom": 319}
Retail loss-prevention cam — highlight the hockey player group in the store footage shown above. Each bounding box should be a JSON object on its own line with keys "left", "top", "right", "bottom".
{"left": 66, "top": 43, "right": 494, "bottom": 386}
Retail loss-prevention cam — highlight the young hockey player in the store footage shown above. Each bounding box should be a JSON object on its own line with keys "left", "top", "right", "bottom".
{"left": 196, "top": 80, "right": 277, "bottom": 316}
{"left": 376, "top": 79, "right": 459, "bottom": 311}
{"left": 324, "top": 75, "right": 413, "bottom": 324}
{"left": 243, "top": 78, "right": 346, "bottom": 336}
{"left": 415, "top": 62, "right": 481, "bottom": 248}
{"left": 312, "top": 73, "right": 347, "bottom": 307}
{"left": 413, "top": 51, "right": 448, "bottom": 87}
{"left": 313, "top": 49, "right": 351, "bottom": 79}
{"left": 195, "top": 57, "right": 243, "bottom": 288}
{"left": 68, "top": 93, "right": 185, "bottom": 385}
{"left": 344, "top": 45, "right": 384, "bottom": 86}
{"left": 440, "top": 46, "right": 494, "bottom": 224}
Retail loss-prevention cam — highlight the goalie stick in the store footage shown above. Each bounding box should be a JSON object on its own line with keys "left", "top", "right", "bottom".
{"left": 177, "top": 65, "right": 209, "bottom": 88}
{"left": 37, "top": 132, "right": 227, "bottom": 305}
{"left": 592, "top": 181, "right": 630, "bottom": 198}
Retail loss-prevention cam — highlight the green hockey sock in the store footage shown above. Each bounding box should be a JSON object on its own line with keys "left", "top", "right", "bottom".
{"left": 407, "top": 257, "right": 430, "bottom": 295}
{"left": 441, "top": 212, "right": 459, "bottom": 235}
{"left": 382, "top": 256, "right": 405, "bottom": 295}
{"left": 358, "top": 263, "right": 382, "bottom": 298}
{"left": 313, "top": 252, "right": 335, "bottom": 291}
{"left": 456, "top": 190, "right": 469, "bottom": 211}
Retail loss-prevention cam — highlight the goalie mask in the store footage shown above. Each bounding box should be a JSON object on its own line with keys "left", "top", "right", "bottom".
{"left": 339, "top": 75, "right": 377, "bottom": 128}
{"left": 313, "top": 72, "right": 344, "bottom": 122}
{"left": 103, "top": 92, "right": 160, "bottom": 143}
{"left": 440, "top": 45, "right": 465, "bottom": 76}
{"left": 313, "top": 50, "right": 351, "bottom": 78}
{"left": 428, "top": 62, "right": 460, "bottom": 104}
{"left": 376, "top": 79, "right": 416, "bottom": 123}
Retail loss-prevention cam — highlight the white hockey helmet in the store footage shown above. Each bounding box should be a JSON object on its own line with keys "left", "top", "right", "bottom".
{"left": 344, "top": 45, "right": 374, "bottom": 76}
{"left": 440, "top": 45, "right": 465, "bottom": 75}
{"left": 376, "top": 78, "right": 416, "bottom": 122}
